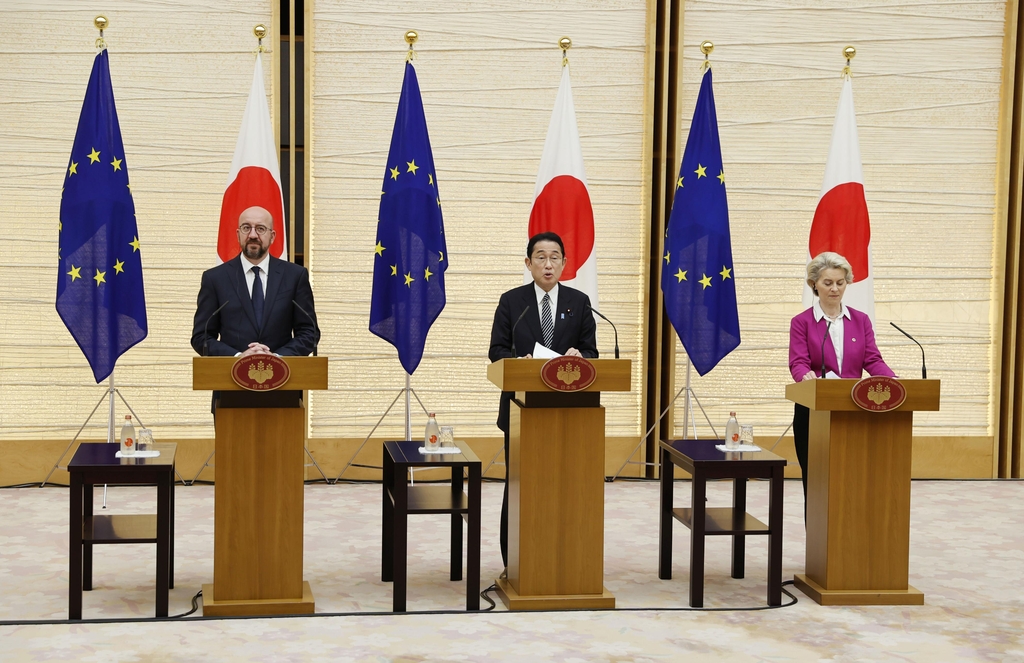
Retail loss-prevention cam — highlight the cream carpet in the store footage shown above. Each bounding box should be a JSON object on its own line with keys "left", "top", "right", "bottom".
{"left": 1, "top": 479, "right": 1022, "bottom": 661}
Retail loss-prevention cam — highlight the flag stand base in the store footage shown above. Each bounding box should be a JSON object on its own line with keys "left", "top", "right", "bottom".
{"left": 334, "top": 373, "right": 433, "bottom": 483}
{"left": 41, "top": 373, "right": 181, "bottom": 507}
{"left": 610, "top": 358, "right": 718, "bottom": 481}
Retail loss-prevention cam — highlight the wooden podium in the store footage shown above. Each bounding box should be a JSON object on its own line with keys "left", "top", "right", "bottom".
{"left": 786, "top": 378, "right": 940, "bottom": 606}
{"left": 487, "top": 358, "right": 631, "bottom": 610}
{"left": 192, "top": 356, "right": 328, "bottom": 616}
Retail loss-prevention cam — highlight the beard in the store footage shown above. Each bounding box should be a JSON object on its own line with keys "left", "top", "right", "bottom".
{"left": 243, "top": 240, "right": 268, "bottom": 261}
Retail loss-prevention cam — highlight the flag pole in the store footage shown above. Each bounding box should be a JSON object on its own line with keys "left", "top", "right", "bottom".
{"left": 405, "top": 373, "right": 412, "bottom": 441}
{"left": 107, "top": 372, "right": 116, "bottom": 444}
{"left": 682, "top": 357, "right": 691, "bottom": 438}
{"left": 842, "top": 45, "right": 856, "bottom": 78}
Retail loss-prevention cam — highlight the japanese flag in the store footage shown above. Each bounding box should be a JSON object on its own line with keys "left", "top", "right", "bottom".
{"left": 803, "top": 76, "right": 874, "bottom": 321}
{"left": 217, "top": 54, "right": 286, "bottom": 262}
{"left": 526, "top": 65, "right": 598, "bottom": 310}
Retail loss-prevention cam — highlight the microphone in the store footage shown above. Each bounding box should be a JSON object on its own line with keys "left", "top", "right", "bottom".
{"left": 820, "top": 320, "right": 832, "bottom": 379}
{"left": 510, "top": 306, "right": 531, "bottom": 357}
{"left": 202, "top": 300, "right": 230, "bottom": 356}
{"left": 586, "top": 305, "right": 619, "bottom": 359}
{"left": 292, "top": 299, "right": 319, "bottom": 357}
{"left": 890, "top": 322, "right": 927, "bottom": 379}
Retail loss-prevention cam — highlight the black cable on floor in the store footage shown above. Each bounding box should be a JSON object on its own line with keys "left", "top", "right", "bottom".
{"left": 0, "top": 580, "right": 799, "bottom": 626}
{"left": 479, "top": 583, "right": 498, "bottom": 611}
{"left": 167, "top": 590, "right": 202, "bottom": 618}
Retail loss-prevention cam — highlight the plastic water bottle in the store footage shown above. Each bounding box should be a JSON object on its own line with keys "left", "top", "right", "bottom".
{"left": 424, "top": 413, "right": 441, "bottom": 452}
{"left": 120, "top": 415, "right": 136, "bottom": 456}
{"left": 725, "top": 412, "right": 740, "bottom": 450}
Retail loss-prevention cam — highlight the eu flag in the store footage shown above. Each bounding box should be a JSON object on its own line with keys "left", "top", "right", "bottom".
{"left": 57, "top": 50, "right": 147, "bottom": 383}
{"left": 369, "top": 62, "right": 447, "bottom": 374}
{"left": 661, "top": 68, "right": 740, "bottom": 376}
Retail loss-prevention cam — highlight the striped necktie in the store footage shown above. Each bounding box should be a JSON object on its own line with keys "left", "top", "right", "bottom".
{"left": 541, "top": 293, "right": 554, "bottom": 348}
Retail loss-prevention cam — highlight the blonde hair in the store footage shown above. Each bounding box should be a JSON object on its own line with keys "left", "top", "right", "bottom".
{"left": 806, "top": 252, "right": 854, "bottom": 295}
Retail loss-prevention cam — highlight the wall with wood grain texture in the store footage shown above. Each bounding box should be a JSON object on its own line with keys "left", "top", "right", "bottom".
{"left": 307, "top": 1, "right": 651, "bottom": 441}
{"left": 0, "top": 1, "right": 275, "bottom": 443}
{"left": 672, "top": 1, "right": 1005, "bottom": 451}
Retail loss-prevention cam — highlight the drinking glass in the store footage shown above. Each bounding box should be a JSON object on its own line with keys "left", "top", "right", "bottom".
{"left": 739, "top": 424, "right": 754, "bottom": 447}
{"left": 439, "top": 425, "right": 455, "bottom": 448}
{"left": 138, "top": 428, "right": 154, "bottom": 451}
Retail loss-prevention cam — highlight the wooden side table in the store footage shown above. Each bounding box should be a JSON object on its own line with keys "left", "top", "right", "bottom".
{"left": 382, "top": 440, "right": 481, "bottom": 612}
{"left": 68, "top": 442, "right": 176, "bottom": 620}
{"left": 658, "top": 438, "right": 785, "bottom": 607}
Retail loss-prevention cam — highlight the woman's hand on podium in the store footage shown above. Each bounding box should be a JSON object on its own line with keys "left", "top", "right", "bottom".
{"left": 800, "top": 371, "right": 818, "bottom": 381}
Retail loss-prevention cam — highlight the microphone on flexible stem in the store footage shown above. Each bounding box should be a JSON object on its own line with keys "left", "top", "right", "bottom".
{"left": 820, "top": 320, "right": 832, "bottom": 379}
{"left": 510, "top": 306, "right": 531, "bottom": 357}
{"left": 586, "top": 305, "right": 619, "bottom": 359}
{"left": 890, "top": 322, "right": 927, "bottom": 379}
{"left": 202, "top": 300, "right": 230, "bottom": 356}
{"left": 292, "top": 299, "right": 319, "bottom": 357}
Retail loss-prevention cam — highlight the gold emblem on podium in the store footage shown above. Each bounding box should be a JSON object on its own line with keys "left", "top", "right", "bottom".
{"left": 557, "top": 363, "right": 582, "bottom": 386}
{"left": 540, "top": 356, "right": 597, "bottom": 391}
{"left": 851, "top": 376, "right": 906, "bottom": 412}
{"left": 866, "top": 384, "right": 891, "bottom": 406}
{"left": 248, "top": 360, "right": 274, "bottom": 384}
{"left": 231, "top": 354, "right": 291, "bottom": 391}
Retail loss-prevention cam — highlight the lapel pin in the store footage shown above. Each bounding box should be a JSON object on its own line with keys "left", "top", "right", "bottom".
{"left": 852, "top": 338, "right": 857, "bottom": 342}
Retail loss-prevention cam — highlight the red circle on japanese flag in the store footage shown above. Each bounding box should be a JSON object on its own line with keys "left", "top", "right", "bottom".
{"left": 528, "top": 175, "right": 595, "bottom": 281}
{"left": 809, "top": 181, "right": 870, "bottom": 281}
{"left": 219, "top": 166, "right": 285, "bottom": 262}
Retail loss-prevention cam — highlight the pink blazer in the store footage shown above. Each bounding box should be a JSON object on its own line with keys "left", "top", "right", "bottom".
{"left": 789, "top": 306, "right": 894, "bottom": 382}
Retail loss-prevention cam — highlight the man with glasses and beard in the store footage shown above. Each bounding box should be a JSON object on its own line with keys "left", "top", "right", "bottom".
{"left": 191, "top": 205, "right": 319, "bottom": 360}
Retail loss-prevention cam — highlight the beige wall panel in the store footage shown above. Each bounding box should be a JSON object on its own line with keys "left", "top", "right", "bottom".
{"left": 0, "top": 2, "right": 275, "bottom": 443}
{"left": 672, "top": 0, "right": 1005, "bottom": 451}
{"left": 309, "top": 2, "right": 650, "bottom": 441}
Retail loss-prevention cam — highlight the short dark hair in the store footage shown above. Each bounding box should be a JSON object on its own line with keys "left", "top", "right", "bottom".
{"left": 526, "top": 232, "right": 565, "bottom": 258}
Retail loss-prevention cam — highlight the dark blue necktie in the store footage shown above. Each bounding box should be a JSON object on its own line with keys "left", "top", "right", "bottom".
{"left": 251, "top": 266, "right": 264, "bottom": 330}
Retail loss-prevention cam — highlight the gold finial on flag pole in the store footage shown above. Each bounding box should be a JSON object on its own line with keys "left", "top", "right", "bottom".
{"left": 559, "top": 36, "right": 572, "bottom": 67}
{"left": 700, "top": 40, "right": 714, "bottom": 71}
{"left": 406, "top": 30, "right": 418, "bottom": 62}
{"left": 254, "top": 24, "right": 270, "bottom": 54}
{"left": 94, "top": 16, "right": 108, "bottom": 50}
{"left": 843, "top": 45, "right": 856, "bottom": 78}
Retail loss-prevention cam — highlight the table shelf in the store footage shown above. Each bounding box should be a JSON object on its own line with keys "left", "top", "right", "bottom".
{"left": 672, "top": 507, "right": 769, "bottom": 535}
{"left": 406, "top": 486, "right": 470, "bottom": 514}
{"left": 83, "top": 515, "right": 158, "bottom": 543}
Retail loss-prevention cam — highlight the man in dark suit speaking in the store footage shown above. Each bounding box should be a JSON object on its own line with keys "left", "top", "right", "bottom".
{"left": 488, "top": 231, "right": 598, "bottom": 568}
{"left": 191, "top": 205, "right": 319, "bottom": 359}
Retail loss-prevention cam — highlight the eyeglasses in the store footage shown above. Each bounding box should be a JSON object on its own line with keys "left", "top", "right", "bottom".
{"left": 239, "top": 224, "right": 273, "bottom": 236}
{"left": 531, "top": 255, "right": 563, "bottom": 266}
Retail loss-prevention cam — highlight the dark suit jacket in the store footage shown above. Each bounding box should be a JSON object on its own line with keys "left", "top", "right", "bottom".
{"left": 190, "top": 254, "right": 320, "bottom": 357}
{"left": 488, "top": 283, "right": 598, "bottom": 432}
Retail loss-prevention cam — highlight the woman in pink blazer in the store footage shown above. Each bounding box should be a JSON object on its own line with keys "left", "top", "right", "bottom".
{"left": 789, "top": 252, "right": 894, "bottom": 513}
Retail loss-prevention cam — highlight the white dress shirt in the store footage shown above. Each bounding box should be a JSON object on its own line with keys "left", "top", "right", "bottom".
{"left": 241, "top": 252, "right": 270, "bottom": 297}
{"left": 813, "top": 300, "right": 850, "bottom": 374}
{"left": 534, "top": 282, "right": 559, "bottom": 315}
